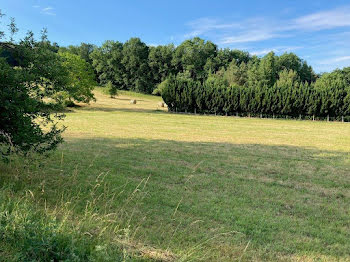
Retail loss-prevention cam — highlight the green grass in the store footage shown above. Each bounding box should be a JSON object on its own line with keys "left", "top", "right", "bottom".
{"left": 98, "top": 87, "right": 162, "bottom": 101}
{"left": 1, "top": 90, "right": 350, "bottom": 261}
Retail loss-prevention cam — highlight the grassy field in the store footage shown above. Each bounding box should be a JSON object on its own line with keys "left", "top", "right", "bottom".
{"left": 1, "top": 88, "right": 350, "bottom": 261}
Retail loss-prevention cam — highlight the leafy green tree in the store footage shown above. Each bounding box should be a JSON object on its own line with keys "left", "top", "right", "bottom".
{"left": 215, "top": 49, "right": 251, "bottom": 71}
{"left": 258, "top": 51, "right": 277, "bottom": 87}
{"left": 152, "top": 79, "right": 169, "bottom": 96}
{"left": 221, "top": 60, "right": 248, "bottom": 86}
{"left": 266, "top": 83, "right": 279, "bottom": 116}
{"left": 106, "top": 81, "right": 118, "bottom": 98}
{"left": 90, "top": 40, "right": 124, "bottom": 88}
{"left": 205, "top": 76, "right": 227, "bottom": 114}
{"left": 277, "top": 53, "right": 302, "bottom": 74}
{"left": 277, "top": 52, "right": 316, "bottom": 83}
{"left": 247, "top": 57, "right": 261, "bottom": 87}
{"left": 225, "top": 84, "right": 241, "bottom": 114}
{"left": 172, "top": 37, "right": 217, "bottom": 80}
{"left": 148, "top": 44, "right": 175, "bottom": 85}
{"left": 214, "top": 48, "right": 234, "bottom": 70}
{"left": 275, "top": 69, "right": 299, "bottom": 116}
{"left": 122, "top": 38, "right": 151, "bottom": 93}
{"left": 59, "top": 43, "right": 96, "bottom": 65}
{"left": 0, "top": 20, "right": 67, "bottom": 158}
{"left": 315, "top": 70, "right": 347, "bottom": 117}
{"left": 161, "top": 75, "right": 200, "bottom": 112}
{"left": 0, "top": 10, "right": 4, "bottom": 39}
{"left": 58, "top": 52, "right": 96, "bottom": 104}
{"left": 7, "top": 17, "right": 18, "bottom": 42}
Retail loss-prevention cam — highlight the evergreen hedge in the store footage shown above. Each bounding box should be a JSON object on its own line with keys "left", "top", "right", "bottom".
{"left": 162, "top": 71, "right": 350, "bottom": 121}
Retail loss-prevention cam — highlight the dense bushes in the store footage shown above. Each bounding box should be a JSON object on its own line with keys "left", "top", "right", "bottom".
{"left": 159, "top": 45, "right": 349, "bottom": 121}
{"left": 162, "top": 67, "right": 350, "bottom": 120}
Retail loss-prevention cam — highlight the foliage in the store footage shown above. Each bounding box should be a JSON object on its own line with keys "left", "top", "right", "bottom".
{"left": 314, "top": 69, "right": 348, "bottom": 117}
{"left": 148, "top": 44, "right": 174, "bottom": 84}
{"left": 59, "top": 42, "right": 96, "bottom": 65}
{"left": 90, "top": 40, "right": 125, "bottom": 89}
{"left": 172, "top": 37, "right": 217, "bottom": 80}
{"left": 162, "top": 64, "right": 350, "bottom": 119}
{"left": 106, "top": 80, "right": 118, "bottom": 98}
{"left": 59, "top": 51, "right": 97, "bottom": 104}
{"left": 0, "top": 25, "right": 66, "bottom": 158}
{"left": 220, "top": 60, "right": 248, "bottom": 86}
{"left": 152, "top": 78, "right": 169, "bottom": 96}
{"left": 277, "top": 52, "right": 316, "bottom": 83}
{"left": 122, "top": 38, "right": 151, "bottom": 93}
{"left": 86, "top": 36, "right": 322, "bottom": 99}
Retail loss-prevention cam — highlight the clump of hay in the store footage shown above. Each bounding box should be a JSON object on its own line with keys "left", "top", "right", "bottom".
{"left": 130, "top": 99, "right": 137, "bottom": 104}
{"left": 158, "top": 102, "right": 165, "bottom": 107}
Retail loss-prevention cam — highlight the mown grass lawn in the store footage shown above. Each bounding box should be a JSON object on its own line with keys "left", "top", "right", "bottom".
{"left": 1, "top": 89, "right": 350, "bottom": 261}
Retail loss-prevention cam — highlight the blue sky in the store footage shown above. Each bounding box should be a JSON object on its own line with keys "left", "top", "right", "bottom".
{"left": 1, "top": 0, "right": 350, "bottom": 72}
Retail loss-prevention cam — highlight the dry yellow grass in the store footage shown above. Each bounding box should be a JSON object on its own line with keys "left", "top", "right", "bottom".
{"left": 68, "top": 89, "right": 350, "bottom": 153}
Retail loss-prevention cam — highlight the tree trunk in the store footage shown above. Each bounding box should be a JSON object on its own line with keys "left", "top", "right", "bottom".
{"left": 299, "top": 114, "right": 302, "bottom": 120}
{"left": 342, "top": 116, "right": 344, "bottom": 122}
{"left": 260, "top": 113, "right": 262, "bottom": 118}
{"left": 327, "top": 115, "right": 329, "bottom": 122}
{"left": 194, "top": 108, "right": 196, "bottom": 115}
{"left": 273, "top": 113, "right": 275, "bottom": 119}
{"left": 236, "top": 112, "right": 238, "bottom": 117}
{"left": 313, "top": 115, "right": 315, "bottom": 121}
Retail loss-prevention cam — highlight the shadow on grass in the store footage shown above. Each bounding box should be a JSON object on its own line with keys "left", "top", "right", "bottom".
{"left": 1, "top": 137, "right": 350, "bottom": 261}
{"left": 114, "top": 97, "right": 147, "bottom": 102}
{"left": 78, "top": 106, "right": 167, "bottom": 114}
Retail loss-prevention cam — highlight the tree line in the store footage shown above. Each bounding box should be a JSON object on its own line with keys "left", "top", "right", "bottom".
{"left": 60, "top": 37, "right": 259, "bottom": 96}
{"left": 64, "top": 36, "right": 350, "bottom": 120}
{"left": 61, "top": 37, "right": 322, "bottom": 103}
{"left": 162, "top": 68, "right": 350, "bottom": 121}
{"left": 160, "top": 50, "right": 350, "bottom": 120}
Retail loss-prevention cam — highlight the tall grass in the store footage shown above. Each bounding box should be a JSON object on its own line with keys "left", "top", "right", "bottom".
{"left": 1, "top": 152, "right": 228, "bottom": 262}
{"left": 0, "top": 151, "right": 243, "bottom": 262}
{"left": 0, "top": 154, "right": 164, "bottom": 262}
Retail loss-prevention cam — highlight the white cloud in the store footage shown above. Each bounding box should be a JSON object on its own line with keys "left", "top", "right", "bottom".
{"left": 292, "top": 7, "right": 350, "bottom": 31}
{"left": 250, "top": 46, "right": 302, "bottom": 56}
{"left": 33, "top": 5, "right": 56, "bottom": 16}
{"left": 219, "top": 31, "right": 278, "bottom": 44}
{"left": 319, "top": 56, "right": 350, "bottom": 65}
{"left": 183, "top": 5, "right": 350, "bottom": 44}
{"left": 185, "top": 17, "right": 284, "bottom": 44}
{"left": 41, "top": 7, "right": 56, "bottom": 16}
{"left": 249, "top": 49, "right": 273, "bottom": 56}
{"left": 184, "top": 18, "right": 240, "bottom": 38}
